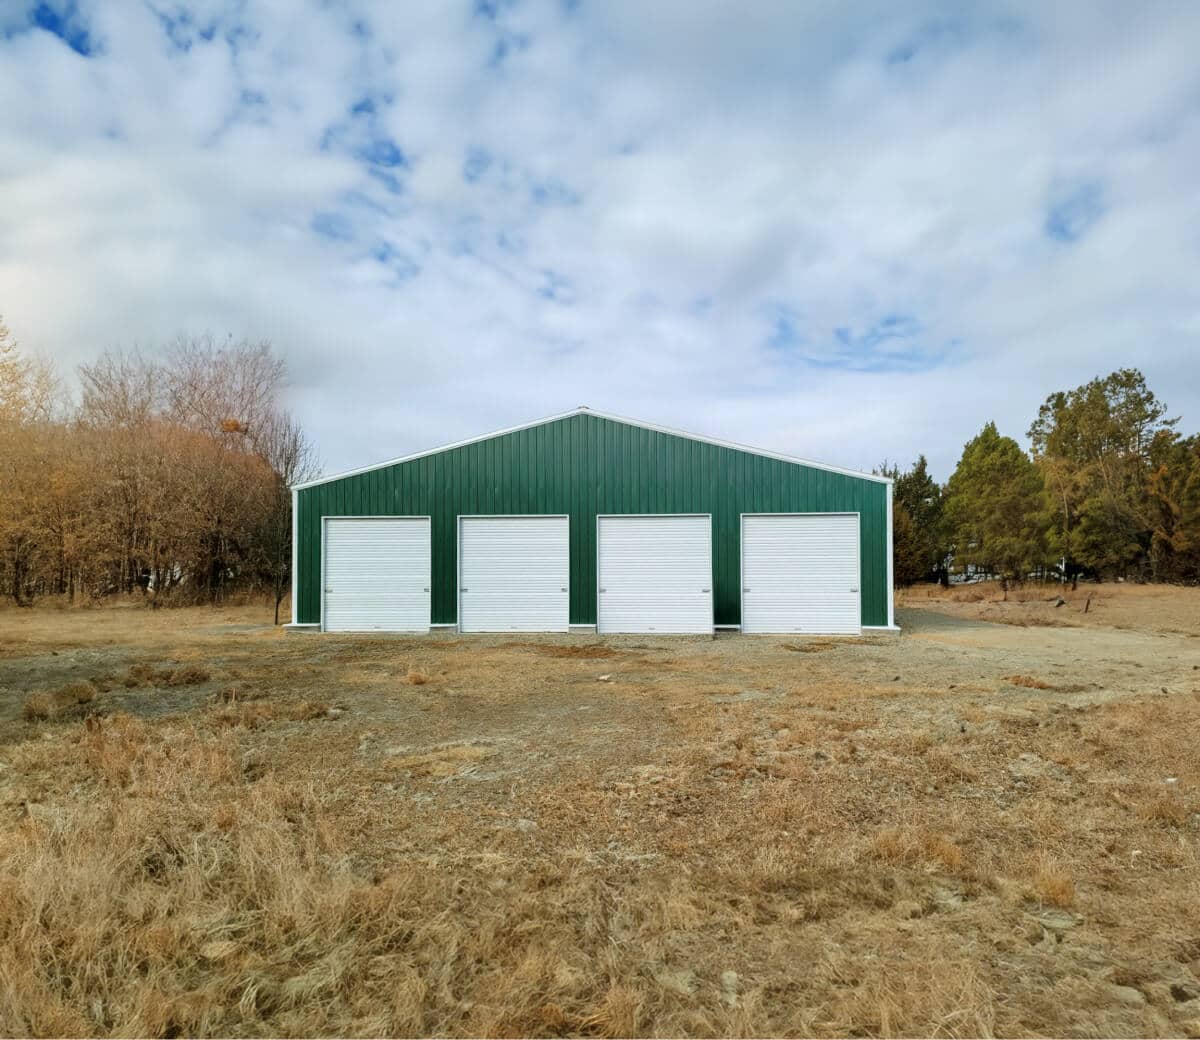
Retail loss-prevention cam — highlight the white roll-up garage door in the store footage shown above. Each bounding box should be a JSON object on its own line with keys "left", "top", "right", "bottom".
{"left": 322, "top": 517, "right": 431, "bottom": 632}
{"left": 741, "top": 513, "right": 861, "bottom": 634}
{"left": 597, "top": 515, "right": 712, "bottom": 634}
{"left": 458, "top": 516, "right": 570, "bottom": 632}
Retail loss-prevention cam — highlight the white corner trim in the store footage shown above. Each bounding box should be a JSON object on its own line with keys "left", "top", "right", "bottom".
{"left": 886, "top": 481, "right": 895, "bottom": 630}
{"left": 290, "top": 486, "right": 299, "bottom": 626}
{"left": 291, "top": 406, "right": 893, "bottom": 491}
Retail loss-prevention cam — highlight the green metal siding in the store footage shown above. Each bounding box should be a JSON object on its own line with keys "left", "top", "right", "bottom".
{"left": 296, "top": 413, "right": 890, "bottom": 627}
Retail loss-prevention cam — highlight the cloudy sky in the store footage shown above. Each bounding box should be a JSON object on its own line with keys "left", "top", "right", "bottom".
{"left": 2, "top": 1, "right": 1198, "bottom": 479}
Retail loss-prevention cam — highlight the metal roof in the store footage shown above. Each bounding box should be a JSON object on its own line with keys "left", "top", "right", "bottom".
{"left": 292, "top": 406, "right": 892, "bottom": 490}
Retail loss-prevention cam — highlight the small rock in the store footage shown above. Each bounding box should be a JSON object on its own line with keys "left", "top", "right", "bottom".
{"left": 892, "top": 675, "right": 901, "bottom": 682}
{"left": 200, "top": 940, "right": 240, "bottom": 962}
{"left": 1108, "top": 984, "right": 1146, "bottom": 1007}
{"left": 1171, "top": 982, "right": 1200, "bottom": 1003}
{"left": 326, "top": 707, "right": 344, "bottom": 719}
{"left": 654, "top": 968, "right": 697, "bottom": 997}
{"left": 598, "top": 674, "right": 611, "bottom": 682}
{"left": 720, "top": 970, "right": 739, "bottom": 1007}
{"left": 515, "top": 818, "right": 537, "bottom": 832}
{"left": 1054, "top": 597, "right": 1066, "bottom": 607}
{"left": 1035, "top": 909, "right": 1078, "bottom": 933}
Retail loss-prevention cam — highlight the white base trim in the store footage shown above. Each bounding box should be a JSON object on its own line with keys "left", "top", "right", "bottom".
{"left": 863, "top": 624, "right": 902, "bottom": 632}
{"left": 431, "top": 623, "right": 457, "bottom": 628}
{"left": 284, "top": 622, "right": 319, "bottom": 631}
{"left": 714, "top": 624, "right": 741, "bottom": 630}
{"left": 569, "top": 624, "right": 598, "bottom": 632}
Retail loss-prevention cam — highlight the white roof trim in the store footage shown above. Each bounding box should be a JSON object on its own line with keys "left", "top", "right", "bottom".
{"left": 292, "top": 406, "right": 892, "bottom": 490}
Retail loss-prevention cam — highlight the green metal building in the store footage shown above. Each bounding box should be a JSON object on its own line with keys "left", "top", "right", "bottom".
{"left": 290, "top": 408, "right": 895, "bottom": 634}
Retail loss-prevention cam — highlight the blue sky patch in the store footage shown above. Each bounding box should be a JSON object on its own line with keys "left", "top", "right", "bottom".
{"left": 151, "top": 6, "right": 219, "bottom": 53}
{"left": 1044, "top": 178, "right": 1105, "bottom": 242}
{"left": 530, "top": 177, "right": 581, "bottom": 207}
{"left": 464, "top": 148, "right": 492, "bottom": 183}
{"left": 29, "top": 1, "right": 94, "bottom": 56}
{"left": 538, "top": 269, "right": 574, "bottom": 303}
{"left": 764, "top": 306, "right": 947, "bottom": 373}
{"left": 359, "top": 137, "right": 407, "bottom": 168}
{"left": 489, "top": 32, "right": 530, "bottom": 68}
{"left": 311, "top": 212, "right": 354, "bottom": 242}
{"left": 370, "top": 241, "right": 420, "bottom": 281}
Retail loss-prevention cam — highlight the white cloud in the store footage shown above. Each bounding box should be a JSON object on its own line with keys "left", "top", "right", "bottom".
{"left": 1, "top": 0, "right": 1198, "bottom": 480}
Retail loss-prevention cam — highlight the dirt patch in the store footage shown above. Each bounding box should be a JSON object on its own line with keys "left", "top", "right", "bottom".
{"left": 1005, "top": 674, "right": 1090, "bottom": 693}
{"left": 499, "top": 641, "right": 628, "bottom": 659}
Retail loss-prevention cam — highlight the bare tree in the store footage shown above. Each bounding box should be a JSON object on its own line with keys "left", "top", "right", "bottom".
{"left": 163, "top": 334, "right": 285, "bottom": 438}
{"left": 253, "top": 410, "right": 318, "bottom": 624}
{"left": 78, "top": 348, "right": 161, "bottom": 428}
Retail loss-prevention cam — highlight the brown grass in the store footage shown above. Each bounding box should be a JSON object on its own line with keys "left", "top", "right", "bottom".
{"left": 123, "top": 662, "right": 212, "bottom": 688}
{"left": 501, "top": 641, "right": 624, "bottom": 659}
{"left": 872, "top": 824, "right": 966, "bottom": 872}
{"left": 2, "top": 599, "right": 1199, "bottom": 1036}
{"left": 1031, "top": 856, "right": 1076, "bottom": 908}
{"left": 21, "top": 679, "right": 97, "bottom": 721}
{"left": 899, "top": 580, "right": 1200, "bottom": 635}
{"left": 1006, "top": 674, "right": 1053, "bottom": 689}
{"left": 1139, "top": 792, "right": 1190, "bottom": 827}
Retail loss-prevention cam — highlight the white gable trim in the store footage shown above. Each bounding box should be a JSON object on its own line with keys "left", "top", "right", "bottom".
{"left": 292, "top": 406, "right": 892, "bottom": 491}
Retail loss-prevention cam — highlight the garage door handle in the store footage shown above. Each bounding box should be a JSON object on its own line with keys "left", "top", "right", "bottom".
{"left": 743, "top": 588, "right": 750, "bottom": 592}
{"left": 560, "top": 587, "right": 568, "bottom": 592}
{"left": 599, "top": 587, "right": 606, "bottom": 593}
{"left": 701, "top": 588, "right": 711, "bottom": 593}
{"left": 423, "top": 588, "right": 430, "bottom": 593}
{"left": 460, "top": 588, "right": 468, "bottom": 592}
{"left": 850, "top": 587, "right": 859, "bottom": 593}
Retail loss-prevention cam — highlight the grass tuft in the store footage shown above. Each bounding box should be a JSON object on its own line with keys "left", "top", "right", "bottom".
{"left": 22, "top": 680, "right": 98, "bottom": 722}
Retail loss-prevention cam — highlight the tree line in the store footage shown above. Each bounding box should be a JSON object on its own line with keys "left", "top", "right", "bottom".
{"left": 0, "top": 318, "right": 316, "bottom": 622}
{"left": 4, "top": 317, "right": 1195, "bottom": 613}
{"left": 883, "top": 368, "right": 1200, "bottom": 592}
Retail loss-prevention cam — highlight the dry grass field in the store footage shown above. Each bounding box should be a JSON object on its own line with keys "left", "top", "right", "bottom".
{"left": 1, "top": 584, "right": 1199, "bottom": 1037}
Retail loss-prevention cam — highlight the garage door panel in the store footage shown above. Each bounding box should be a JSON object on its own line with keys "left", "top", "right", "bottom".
{"left": 459, "top": 516, "right": 569, "bottom": 632}
{"left": 323, "top": 518, "right": 431, "bottom": 633}
{"left": 597, "top": 515, "right": 712, "bottom": 634}
{"left": 742, "top": 514, "right": 860, "bottom": 634}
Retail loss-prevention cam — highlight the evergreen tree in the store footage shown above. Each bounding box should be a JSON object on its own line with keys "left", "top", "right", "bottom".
{"left": 944, "top": 422, "right": 1048, "bottom": 596}
{"left": 1028, "top": 368, "right": 1176, "bottom": 580}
